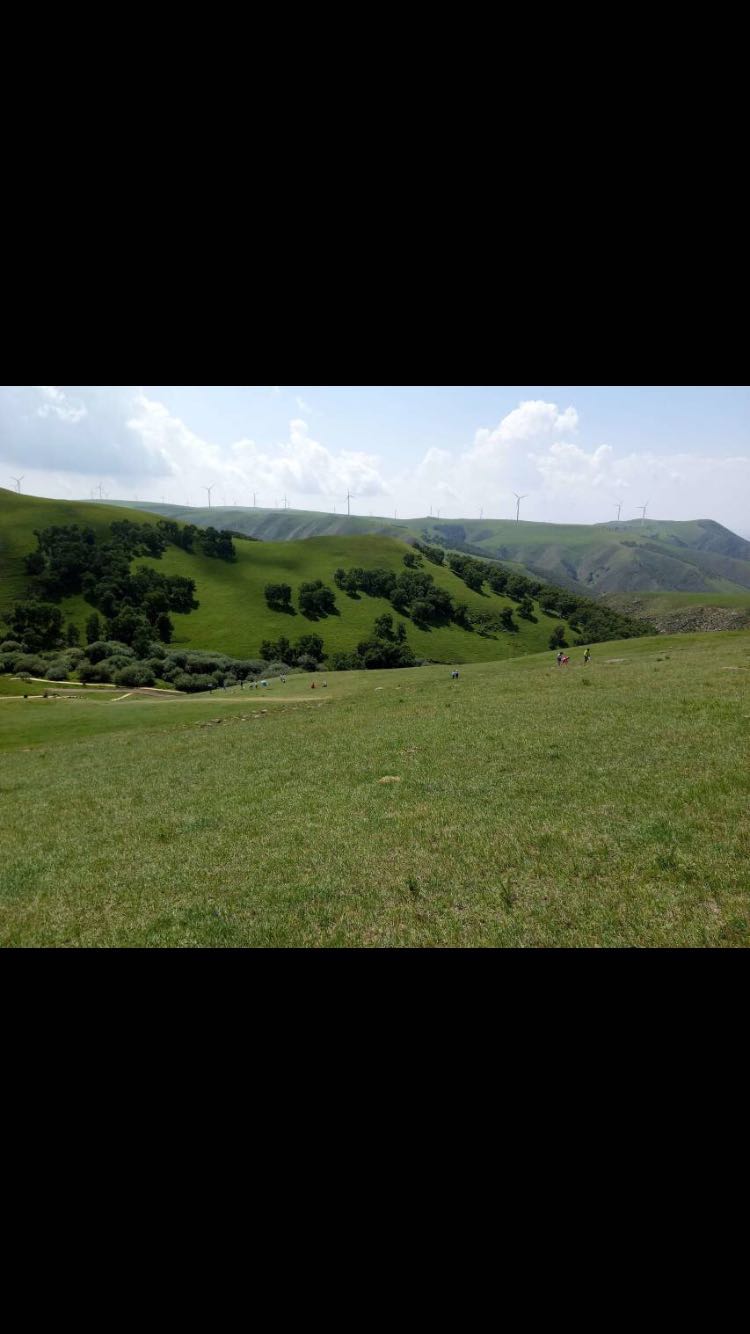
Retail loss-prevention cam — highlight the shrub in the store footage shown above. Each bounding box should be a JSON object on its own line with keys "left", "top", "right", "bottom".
{"left": 45, "top": 662, "right": 70, "bottom": 682}
{"left": 549, "top": 626, "right": 569, "bottom": 650}
{"left": 87, "top": 640, "right": 134, "bottom": 665}
{"left": 78, "top": 660, "right": 113, "bottom": 684}
{"left": 298, "top": 581, "right": 337, "bottom": 617}
{"left": 0, "top": 641, "right": 23, "bottom": 654}
{"left": 11, "top": 655, "right": 47, "bottom": 677}
{"left": 113, "top": 664, "right": 156, "bottom": 688}
{"left": 172, "top": 672, "right": 217, "bottom": 694}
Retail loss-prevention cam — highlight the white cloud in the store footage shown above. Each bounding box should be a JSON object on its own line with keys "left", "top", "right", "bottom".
{"left": 36, "top": 385, "right": 88, "bottom": 424}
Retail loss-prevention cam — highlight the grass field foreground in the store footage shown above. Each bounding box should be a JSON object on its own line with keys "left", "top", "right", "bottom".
{"left": 1, "top": 632, "right": 749, "bottom": 947}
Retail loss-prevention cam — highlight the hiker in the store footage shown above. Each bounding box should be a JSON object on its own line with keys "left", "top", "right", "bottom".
{"left": 311, "top": 680, "right": 316, "bottom": 689}
{"left": 322, "top": 681, "right": 328, "bottom": 688}
{"left": 583, "top": 648, "right": 591, "bottom": 665}
{"left": 556, "top": 651, "right": 563, "bottom": 667}
{"left": 451, "top": 669, "right": 459, "bottom": 680}
{"left": 561, "top": 654, "right": 569, "bottom": 666}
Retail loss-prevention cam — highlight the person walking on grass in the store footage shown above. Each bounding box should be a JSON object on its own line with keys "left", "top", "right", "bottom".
{"left": 584, "top": 648, "right": 591, "bottom": 665}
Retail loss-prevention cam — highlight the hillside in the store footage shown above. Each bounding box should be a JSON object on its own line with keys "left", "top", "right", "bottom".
{"left": 105, "top": 500, "right": 750, "bottom": 597}
{"left": 0, "top": 489, "right": 585, "bottom": 665}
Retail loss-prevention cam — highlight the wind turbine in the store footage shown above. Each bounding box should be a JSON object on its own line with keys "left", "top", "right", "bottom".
{"left": 343, "top": 490, "right": 356, "bottom": 516}
{"left": 204, "top": 485, "right": 214, "bottom": 509}
{"left": 283, "top": 495, "right": 289, "bottom": 510}
{"left": 10, "top": 475, "right": 24, "bottom": 495}
{"left": 97, "top": 482, "right": 104, "bottom": 501}
{"left": 614, "top": 500, "right": 623, "bottom": 522}
{"left": 513, "top": 492, "right": 528, "bottom": 523}
{"left": 253, "top": 493, "right": 258, "bottom": 508}
{"left": 638, "top": 502, "right": 648, "bottom": 526}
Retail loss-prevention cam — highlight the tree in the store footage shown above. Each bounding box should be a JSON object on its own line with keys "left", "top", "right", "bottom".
{"left": 518, "top": 596, "right": 536, "bottom": 621}
{"left": 264, "top": 583, "right": 293, "bottom": 611}
{"left": 373, "top": 614, "right": 395, "bottom": 641}
{"left": 86, "top": 612, "right": 102, "bottom": 644}
{"left": 155, "top": 613, "right": 173, "bottom": 644}
{"left": 549, "top": 626, "right": 568, "bottom": 649}
{"left": 296, "top": 633, "right": 325, "bottom": 662}
{"left": 499, "top": 608, "right": 518, "bottom": 633}
{"left": 4, "top": 601, "right": 64, "bottom": 652}
{"left": 298, "top": 581, "right": 337, "bottom": 617}
{"left": 66, "top": 622, "right": 80, "bottom": 646}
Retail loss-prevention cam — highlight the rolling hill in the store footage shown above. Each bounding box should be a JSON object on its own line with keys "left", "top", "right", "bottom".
{"left": 0, "top": 489, "right": 585, "bottom": 664}
{"left": 105, "top": 500, "right": 750, "bottom": 598}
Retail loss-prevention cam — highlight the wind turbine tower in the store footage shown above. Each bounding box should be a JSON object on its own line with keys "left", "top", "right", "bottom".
{"left": 614, "top": 500, "right": 623, "bottom": 522}
{"left": 513, "top": 492, "right": 528, "bottom": 523}
{"left": 10, "top": 475, "right": 24, "bottom": 495}
{"left": 639, "top": 502, "right": 648, "bottom": 526}
{"left": 204, "top": 485, "right": 214, "bottom": 509}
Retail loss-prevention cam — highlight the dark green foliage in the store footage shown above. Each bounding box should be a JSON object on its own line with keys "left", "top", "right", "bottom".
{"left": 86, "top": 640, "right": 135, "bottom": 665}
{"left": 549, "top": 626, "right": 568, "bottom": 649}
{"left": 260, "top": 631, "right": 326, "bottom": 666}
{"left": 45, "top": 661, "right": 70, "bottom": 681}
{"left": 86, "top": 612, "right": 101, "bottom": 644}
{"left": 402, "top": 551, "right": 422, "bottom": 568}
{"left": 11, "top": 654, "right": 47, "bottom": 677}
{"left": 106, "top": 608, "right": 151, "bottom": 648}
{"left": 296, "top": 633, "right": 325, "bottom": 662}
{"left": 413, "top": 541, "right": 445, "bottom": 566}
{"left": 518, "top": 596, "right": 536, "bottom": 621}
{"left": 264, "top": 583, "right": 293, "bottom": 611}
{"left": 196, "top": 527, "right": 237, "bottom": 562}
{"left": 172, "top": 672, "right": 218, "bottom": 693}
{"left": 78, "top": 659, "right": 113, "bottom": 683}
{"left": 20, "top": 523, "right": 199, "bottom": 649}
{"left": 0, "top": 641, "right": 23, "bottom": 653}
{"left": 355, "top": 637, "right": 417, "bottom": 669}
{"left": 66, "top": 622, "right": 80, "bottom": 646}
{"left": 373, "top": 613, "right": 395, "bottom": 640}
{"left": 298, "top": 581, "right": 337, "bottom": 618}
{"left": 447, "top": 553, "right": 486, "bottom": 593}
{"left": 113, "top": 664, "right": 156, "bottom": 688}
{"left": 499, "top": 608, "right": 518, "bottom": 633}
{"left": 3, "top": 601, "right": 64, "bottom": 652}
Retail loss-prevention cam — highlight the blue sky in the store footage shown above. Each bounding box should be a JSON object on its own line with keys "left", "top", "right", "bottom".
{"left": 1, "top": 385, "right": 748, "bottom": 532}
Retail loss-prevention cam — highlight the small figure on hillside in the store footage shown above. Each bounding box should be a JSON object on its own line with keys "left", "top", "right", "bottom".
{"left": 583, "top": 648, "right": 591, "bottom": 665}
{"left": 561, "top": 654, "right": 570, "bottom": 666}
{"left": 451, "top": 670, "right": 460, "bottom": 680}
{"left": 261, "top": 680, "right": 268, "bottom": 688}
{"left": 556, "top": 651, "right": 564, "bottom": 667}
{"left": 281, "top": 675, "right": 286, "bottom": 684}
{"left": 322, "top": 681, "right": 328, "bottom": 688}
{"left": 311, "top": 680, "right": 316, "bottom": 689}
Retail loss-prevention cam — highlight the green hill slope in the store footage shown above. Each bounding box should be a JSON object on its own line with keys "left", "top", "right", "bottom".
{"left": 105, "top": 500, "right": 750, "bottom": 597}
{"left": 0, "top": 489, "right": 579, "bottom": 664}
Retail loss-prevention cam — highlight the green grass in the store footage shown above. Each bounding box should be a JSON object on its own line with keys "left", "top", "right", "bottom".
{"left": 1, "top": 631, "right": 749, "bottom": 947}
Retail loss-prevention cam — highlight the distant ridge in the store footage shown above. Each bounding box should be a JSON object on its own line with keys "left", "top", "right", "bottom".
{"left": 104, "top": 499, "right": 750, "bottom": 597}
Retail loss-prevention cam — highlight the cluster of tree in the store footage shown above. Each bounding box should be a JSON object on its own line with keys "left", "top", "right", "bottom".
{"left": 15, "top": 521, "right": 201, "bottom": 650}
{"left": 264, "top": 583, "right": 293, "bottom": 611}
{"left": 154, "top": 519, "right": 239, "bottom": 561}
{"left": 421, "top": 536, "right": 653, "bottom": 644}
{"left": 298, "top": 581, "right": 338, "bottom": 618}
{"left": 334, "top": 565, "right": 454, "bottom": 627}
{"left": 412, "top": 541, "right": 445, "bottom": 566}
{"left": 259, "top": 633, "right": 326, "bottom": 669}
{"left": 329, "top": 614, "right": 417, "bottom": 671}
{"left": 446, "top": 552, "right": 487, "bottom": 593}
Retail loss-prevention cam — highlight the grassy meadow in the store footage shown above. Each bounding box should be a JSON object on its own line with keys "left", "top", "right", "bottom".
{"left": 1, "top": 630, "right": 748, "bottom": 947}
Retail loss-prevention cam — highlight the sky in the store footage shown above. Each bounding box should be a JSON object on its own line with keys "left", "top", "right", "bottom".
{"left": 1, "top": 385, "right": 748, "bottom": 534}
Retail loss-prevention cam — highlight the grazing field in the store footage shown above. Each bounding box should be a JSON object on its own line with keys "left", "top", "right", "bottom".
{"left": 1, "top": 631, "right": 749, "bottom": 947}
